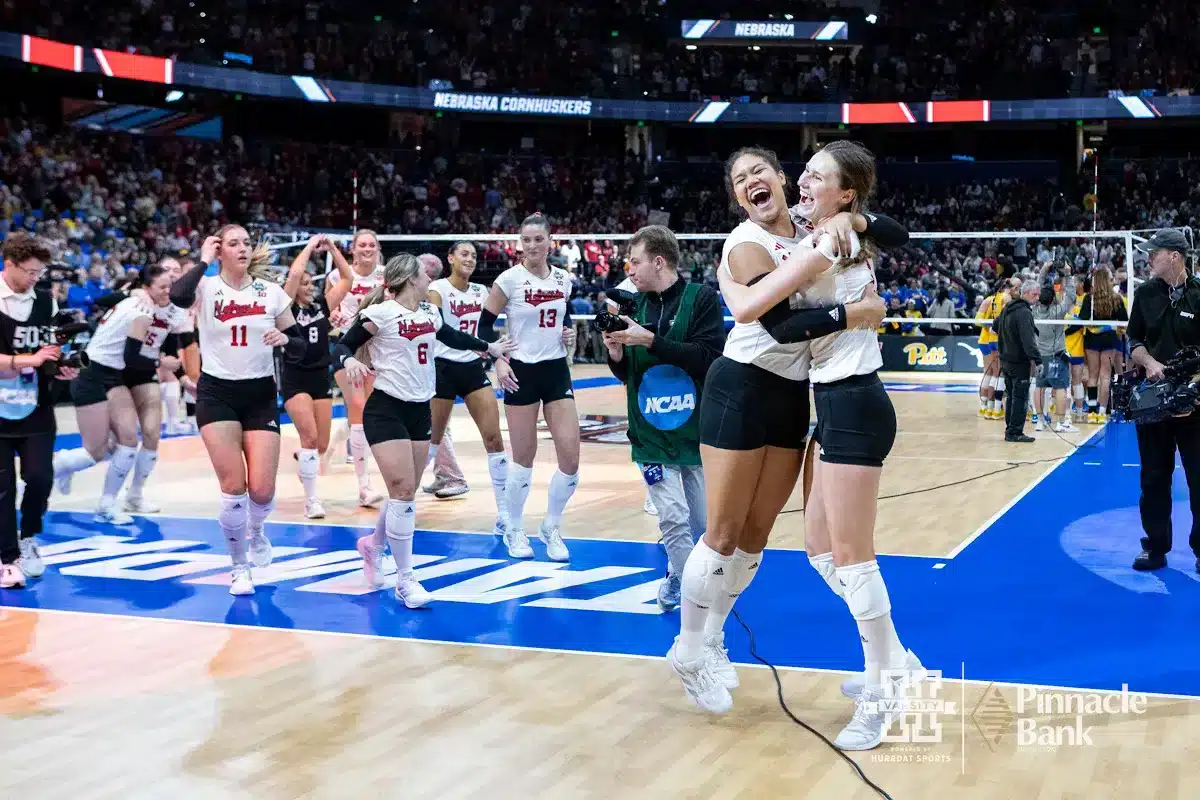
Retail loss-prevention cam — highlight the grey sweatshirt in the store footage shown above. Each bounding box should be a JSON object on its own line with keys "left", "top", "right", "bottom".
{"left": 1031, "top": 273, "right": 1076, "bottom": 357}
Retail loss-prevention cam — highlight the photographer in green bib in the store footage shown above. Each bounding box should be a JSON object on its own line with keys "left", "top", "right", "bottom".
{"left": 603, "top": 225, "right": 726, "bottom": 610}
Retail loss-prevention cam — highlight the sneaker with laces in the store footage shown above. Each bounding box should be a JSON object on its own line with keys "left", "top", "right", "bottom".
{"left": 304, "top": 498, "right": 327, "bottom": 519}
{"left": 229, "top": 565, "right": 254, "bottom": 596}
{"left": 248, "top": 527, "right": 273, "bottom": 568}
{"left": 841, "top": 649, "right": 925, "bottom": 700}
{"left": 356, "top": 535, "right": 386, "bottom": 589}
{"left": 17, "top": 537, "right": 43, "bottom": 579}
{"left": 394, "top": 570, "right": 432, "bottom": 608}
{"left": 492, "top": 518, "right": 507, "bottom": 537}
{"left": 504, "top": 528, "right": 534, "bottom": 559}
{"left": 644, "top": 494, "right": 658, "bottom": 516}
{"left": 835, "top": 682, "right": 908, "bottom": 751}
{"left": 667, "top": 638, "right": 732, "bottom": 714}
{"left": 94, "top": 507, "right": 135, "bottom": 526}
{"left": 434, "top": 483, "right": 471, "bottom": 499}
{"left": 704, "top": 632, "right": 739, "bottom": 690}
{"left": 358, "top": 488, "right": 386, "bottom": 508}
{"left": 422, "top": 476, "right": 447, "bottom": 495}
{"left": 657, "top": 574, "right": 681, "bottom": 611}
{"left": 538, "top": 521, "right": 570, "bottom": 562}
{"left": 56, "top": 473, "right": 73, "bottom": 495}
{"left": 1, "top": 562, "right": 26, "bottom": 589}
{"left": 124, "top": 495, "right": 161, "bottom": 513}
{"left": 1034, "top": 418, "right": 1044, "bottom": 432}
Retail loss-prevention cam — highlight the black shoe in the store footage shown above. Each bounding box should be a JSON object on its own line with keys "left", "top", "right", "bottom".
{"left": 1005, "top": 434, "right": 1035, "bottom": 443}
{"left": 1132, "top": 550, "right": 1167, "bottom": 571}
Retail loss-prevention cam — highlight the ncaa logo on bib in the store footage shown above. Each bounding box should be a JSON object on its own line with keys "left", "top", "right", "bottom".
{"left": 638, "top": 364, "right": 696, "bottom": 431}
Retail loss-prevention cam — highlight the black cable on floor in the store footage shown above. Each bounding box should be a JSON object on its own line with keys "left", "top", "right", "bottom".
{"left": 732, "top": 609, "right": 894, "bottom": 800}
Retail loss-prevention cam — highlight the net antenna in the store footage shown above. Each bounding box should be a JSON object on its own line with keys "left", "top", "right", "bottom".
{"left": 260, "top": 228, "right": 1143, "bottom": 329}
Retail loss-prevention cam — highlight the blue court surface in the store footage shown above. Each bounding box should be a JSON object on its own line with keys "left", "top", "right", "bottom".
{"left": 10, "top": 383, "right": 1197, "bottom": 699}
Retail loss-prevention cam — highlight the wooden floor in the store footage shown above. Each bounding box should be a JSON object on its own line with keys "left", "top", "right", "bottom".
{"left": 5, "top": 365, "right": 1198, "bottom": 799}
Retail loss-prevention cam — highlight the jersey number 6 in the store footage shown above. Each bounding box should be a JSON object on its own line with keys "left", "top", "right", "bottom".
{"left": 417, "top": 342, "right": 428, "bottom": 365}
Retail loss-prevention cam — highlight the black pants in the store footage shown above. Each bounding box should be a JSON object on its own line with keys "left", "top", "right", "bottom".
{"left": 1135, "top": 413, "right": 1200, "bottom": 557}
{"left": 0, "top": 432, "right": 55, "bottom": 564}
{"left": 1001, "top": 362, "right": 1032, "bottom": 438}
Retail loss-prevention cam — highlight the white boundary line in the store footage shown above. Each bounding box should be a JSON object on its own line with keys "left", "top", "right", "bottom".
{"left": 944, "top": 426, "right": 1106, "bottom": 559}
{"left": 9, "top": 605, "right": 1199, "bottom": 702}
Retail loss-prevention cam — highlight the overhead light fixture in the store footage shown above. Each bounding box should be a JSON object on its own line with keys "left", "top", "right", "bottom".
{"left": 784, "top": 13, "right": 793, "bottom": 20}
{"left": 685, "top": 44, "right": 697, "bottom": 50}
{"left": 165, "top": 90, "right": 184, "bottom": 102}
{"left": 866, "top": 13, "right": 878, "bottom": 24}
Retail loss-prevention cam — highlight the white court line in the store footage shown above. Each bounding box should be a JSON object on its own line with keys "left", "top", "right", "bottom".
{"left": 11, "top": 605, "right": 1200, "bottom": 702}
{"left": 57, "top": 511, "right": 938, "bottom": 559}
{"left": 944, "top": 426, "right": 1106, "bottom": 559}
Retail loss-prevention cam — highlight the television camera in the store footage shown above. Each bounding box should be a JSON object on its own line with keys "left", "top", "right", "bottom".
{"left": 1111, "top": 346, "right": 1200, "bottom": 425}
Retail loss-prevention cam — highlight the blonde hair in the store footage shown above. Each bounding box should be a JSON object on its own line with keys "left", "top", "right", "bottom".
{"left": 358, "top": 253, "right": 421, "bottom": 311}
{"left": 352, "top": 229, "right": 381, "bottom": 268}
{"left": 215, "top": 223, "right": 275, "bottom": 282}
{"left": 1091, "top": 266, "right": 1120, "bottom": 318}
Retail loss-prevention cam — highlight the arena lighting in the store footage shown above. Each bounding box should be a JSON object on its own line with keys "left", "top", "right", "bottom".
{"left": 685, "top": 44, "right": 697, "bottom": 50}
{"left": 866, "top": 13, "right": 878, "bottom": 23}
{"left": 165, "top": 90, "right": 183, "bottom": 102}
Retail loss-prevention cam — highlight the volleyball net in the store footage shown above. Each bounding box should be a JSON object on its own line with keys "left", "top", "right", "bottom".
{"left": 261, "top": 228, "right": 1175, "bottom": 330}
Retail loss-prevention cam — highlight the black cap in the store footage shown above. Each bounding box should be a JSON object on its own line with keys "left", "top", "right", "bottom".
{"left": 1136, "top": 228, "right": 1189, "bottom": 254}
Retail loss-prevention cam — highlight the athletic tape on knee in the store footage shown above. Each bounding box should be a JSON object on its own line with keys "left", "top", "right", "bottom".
{"left": 728, "top": 548, "right": 762, "bottom": 599}
{"left": 808, "top": 552, "right": 843, "bottom": 597}
{"left": 836, "top": 560, "right": 892, "bottom": 621}
{"left": 681, "top": 539, "right": 730, "bottom": 609}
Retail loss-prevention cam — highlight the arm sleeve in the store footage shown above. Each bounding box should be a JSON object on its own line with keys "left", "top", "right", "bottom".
{"left": 477, "top": 308, "right": 499, "bottom": 342}
{"left": 862, "top": 212, "right": 909, "bottom": 249}
{"left": 646, "top": 288, "right": 726, "bottom": 381}
{"left": 280, "top": 323, "right": 307, "bottom": 361}
{"left": 123, "top": 337, "right": 159, "bottom": 371}
{"left": 93, "top": 291, "right": 127, "bottom": 310}
{"left": 758, "top": 301, "right": 850, "bottom": 343}
{"left": 331, "top": 318, "right": 374, "bottom": 369}
{"left": 169, "top": 260, "right": 208, "bottom": 308}
{"left": 435, "top": 324, "right": 489, "bottom": 352}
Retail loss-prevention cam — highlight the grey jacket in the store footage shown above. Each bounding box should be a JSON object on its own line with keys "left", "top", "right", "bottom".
{"left": 1031, "top": 275, "right": 1076, "bottom": 358}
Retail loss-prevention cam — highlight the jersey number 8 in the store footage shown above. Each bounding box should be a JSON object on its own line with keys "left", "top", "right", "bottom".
{"left": 308, "top": 327, "right": 320, "bottom": 343}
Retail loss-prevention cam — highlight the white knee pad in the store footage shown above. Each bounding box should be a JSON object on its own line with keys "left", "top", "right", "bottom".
{"left": 984, "top": 375, "right": 997, "bottom": 390}
{"left": 995, "top": 376, "right": 1005, "bottom": 393}
{"left": 680, "top": 540, "right": 729, "bottom": 610}
{"left": 219, "top": 492, "right": 249, "bottom": 530}
{"left": 835, "top": 560, "right": 891, "bottom": 621}
{"left": 297, "top": 448, "right": 319, "bottom": 480}
{"left": 728, "top": 549, "right": 761, "bottom": 599}
{"left": 808, "top": 552, "right": 843, "bottom": 597}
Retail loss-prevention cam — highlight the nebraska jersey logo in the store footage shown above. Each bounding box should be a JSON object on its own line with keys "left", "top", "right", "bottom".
{"left": 214, "top": 299, "right": 268, "bottom": 322}
{"left": 350, "top": 283, "right": 377, "bottom": 296}
{"left": 150, "top": 317, "right": 170, "bottom": 330}
{"left": 397, "top": 319, "right": 436, "bottom": 340}
{"left": 450, "top": 299, "right": 482, "bottom": 317}
{"left": 524, "top": 289, "right": 565, "bottom": 307}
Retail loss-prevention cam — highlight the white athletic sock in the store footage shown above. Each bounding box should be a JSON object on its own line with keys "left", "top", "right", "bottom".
{"left": 297, "top": 448, "right": 319, "bottom": 501}
{"left": 219, "top": 491, "right": 250, "bottom": 565}
{"left": 837, "top": 560, "right": 907, "bottom": 687}
{"left": 99, "top": 445, "right": 137, "bottom": 511}
{"left": 126, "top": 447, "right": 158, "bottom": 500}
{"left": 161, "top": 381, "right": 181, "bottom": 428}
{"left": 384, "top": 498, "right": 416, "bottom": 574}
{"left": 53, "top": 447, "right": 96, "bottom": 479}
{"left": 677, "top": 539, "right": 731, "bottom": 663}
{"left": 506, "top": 463, "right": 533, "bottom": 532}
{"left": 349, "top": 423, "right": 370, "bottom": 489}
{"left": 427, "top": 441, "right": 440, "bottom": 466}
{"left": 487, "top": 451, "right": 509, "bottom": 524}
{"left": 704, "top": 548, "right": 762, "bottom": 637}
{"left": 249, "top": 496, "right": 274, "bottom": 533}
{"left": 544, "top": 470, "right": 579, "bottom": 530}
{"left": 808, "top": 552, "right": 843, "bottom": 597}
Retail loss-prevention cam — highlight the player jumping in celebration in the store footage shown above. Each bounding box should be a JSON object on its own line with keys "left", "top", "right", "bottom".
{"left": 279, "top": 236, "right": 334, "bottom": 518}
{"left": 170, "top": 225, "right": 307, "bottom": 596}
{"left": 428, "top": 242, "right": 509, "bottom": 534}
{"left": 324, "top": 230, "right": 386, "bottom": 505}
{"left": 718, "top": 140, "right": 920, "bottom": 751}
{"left": 667, "top": 146, "right": 901, "bottom": 713}
{"left": 53, "top": 265, "right": 180, "bottom": 521}
{"left": 335, "top": 254, "right": 515, "bottom": 607}
{"left": 478, "top": 214, "right": 578, "bottom": 562}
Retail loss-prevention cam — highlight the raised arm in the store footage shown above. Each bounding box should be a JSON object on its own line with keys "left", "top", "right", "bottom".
{"left": 323, "top": 239, "right": 357, "bottom": 310}
{"left": 718, "top": 243, "right": 834, "bottom": 324}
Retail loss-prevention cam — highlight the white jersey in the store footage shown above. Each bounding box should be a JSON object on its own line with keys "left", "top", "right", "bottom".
{"left": 196, "top": 275, "right": 291, "bottom": 380}
{"left": 796, "top": 230, "right": 882, "bottom": 383}
{"left": 339, "top": 264, "right": 386, "bottom": 323}
{"left": 719, "top": 219, "right": 811, "bottom": 381}
{"left": 140, "top": 304, "right": 182, "bottom": 361}
{"left": 493, "top": 265, "right": 570, "bottom": 363}
{"left": 85, "top": 297, "right": 152, "bottom": 370}
{"left": 360, "top": 299, "right": 441, "bottom": 402}
{"left": 430, "top": 278, "right": 487, "bottom": 363}
{"left": 169, "top": 303, "right": 195, "bottom": 334}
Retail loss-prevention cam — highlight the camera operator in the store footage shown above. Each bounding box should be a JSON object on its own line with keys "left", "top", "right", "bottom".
{"left": 0, "top": 232, "right": 81, "bottom": 589}
{"left": 603, "top": 226, "right": 726, "bottom": 610}
{"left": 1125, "top": 229, "right": 1200, "bottom": 572}
{"left": 996, "top": 279, "right": 1044, "bottom": 443}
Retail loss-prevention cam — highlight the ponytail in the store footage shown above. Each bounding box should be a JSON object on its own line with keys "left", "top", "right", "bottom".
{"left": 357, "top": 252, "right": 421, "bottom": 313}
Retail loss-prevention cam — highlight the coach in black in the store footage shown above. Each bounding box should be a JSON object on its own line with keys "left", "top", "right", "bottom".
{"left": 1126, "top": 229, "right": 1200, "bottom": 572}
{"left": 0, "top": 232, "right": 80, "bottom": 588}
{"left": 996, "top": 279, "right": 1043, "bottom": 443}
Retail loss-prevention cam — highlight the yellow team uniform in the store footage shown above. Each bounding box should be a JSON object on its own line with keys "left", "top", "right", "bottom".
{"left": 977, "top": 291, "right": 1007, "bottom": 354}
{"left": 1065, "top": 292, "right": 1085, "bottom": 364}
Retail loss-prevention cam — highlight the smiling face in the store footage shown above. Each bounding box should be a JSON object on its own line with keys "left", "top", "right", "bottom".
{"left": 352, "top": 231, "right": 379, "bottom": 270}
{"left": 297, "top": 273, "right": 315, "bottom": 306}
{"left": 795, "top": 149, "right": 856, "bottom": 224}
{"left": 449, "top": 242, "right": 477, "bottom": 280}
{"left": 145, "top": 272, "right": 173, "bottom": 307}
{"left": 729, "top": 153, "right": 787, "bottom": 227}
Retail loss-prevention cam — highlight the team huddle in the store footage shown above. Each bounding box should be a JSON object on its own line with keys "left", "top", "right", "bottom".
{"left": 7, "top": 138, "right": 930, "bottom": 753}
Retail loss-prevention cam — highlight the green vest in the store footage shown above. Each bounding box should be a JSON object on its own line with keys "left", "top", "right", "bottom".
{"left": 625, "top": 282, "right": 703, "bottom": 466}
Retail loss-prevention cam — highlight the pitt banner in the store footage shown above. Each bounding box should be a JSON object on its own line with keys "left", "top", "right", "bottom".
{"left": 880, "top": 336, "right": 985, "bottom": 373}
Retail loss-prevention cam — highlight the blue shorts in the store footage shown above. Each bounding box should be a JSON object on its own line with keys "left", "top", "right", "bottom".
{"left": 979, "top": 342, "right": 996, "bottom": 356}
